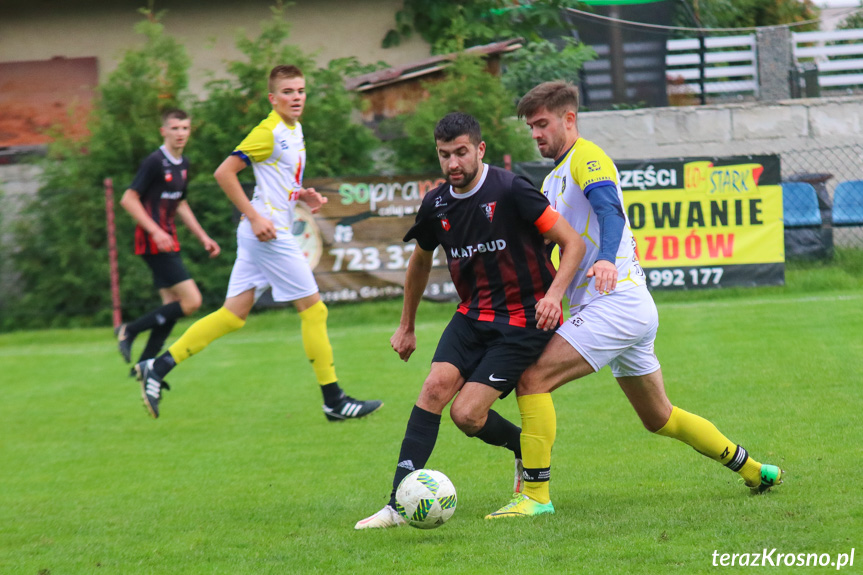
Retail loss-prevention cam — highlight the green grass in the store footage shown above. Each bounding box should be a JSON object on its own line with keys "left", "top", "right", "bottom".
{"left": 2, "top": 279, "right": 862, "bottom": 574}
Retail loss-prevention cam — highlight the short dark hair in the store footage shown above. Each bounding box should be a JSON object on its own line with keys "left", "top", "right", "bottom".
{"left": 517, "top": 81, "right": 580, "bottom": 119}
{"left": 161, "top": 108, "right": 189, "bottom": 124}
{"left": 268, "top": 65, "right": 304, "bottom": 93}
{"left": 434, "top": 112, "right": 482, "bottom": 145}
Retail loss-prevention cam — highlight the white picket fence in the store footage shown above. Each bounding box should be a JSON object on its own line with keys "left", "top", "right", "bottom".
{"left": 666, "top": 34, "right": 757, "bottom": 95}
{"left": 665, "top": 28, "right": 863, "bottom": 97}
{"left": 792, "top": 28, "right": 863, "bottom": 88}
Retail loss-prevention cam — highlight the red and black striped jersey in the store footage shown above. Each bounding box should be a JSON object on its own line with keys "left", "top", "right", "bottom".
{"left": 405, "top": 164, "right": 560, "bottom": 328}
{"left": 129, "top": 146, "right": 188, "bottom": 255}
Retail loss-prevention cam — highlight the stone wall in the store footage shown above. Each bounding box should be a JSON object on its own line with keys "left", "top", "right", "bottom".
{"left": 577, "top": 95, "right": 863, "bottom": 182}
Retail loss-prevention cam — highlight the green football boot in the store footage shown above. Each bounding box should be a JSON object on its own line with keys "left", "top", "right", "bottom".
{"left": 749, "top": 464, "right": 784, "bottom": 493}
{"left": 485, "top": 493, "right": 554, "bottom": 519}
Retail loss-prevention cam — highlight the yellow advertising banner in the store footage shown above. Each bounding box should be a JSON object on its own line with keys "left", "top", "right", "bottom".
{"left": 618, "top": 155, "right": 785, "bottom": 288}
{"left": 261, "top": 154, "right": 785, "bottom": 308}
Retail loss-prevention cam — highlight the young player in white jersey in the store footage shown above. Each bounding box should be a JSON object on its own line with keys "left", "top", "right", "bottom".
{"left": 131, "top": 65, "right": 382, "bottom": 421}
{"left": 487, "top": 81, "right": 783, "bottom": 519}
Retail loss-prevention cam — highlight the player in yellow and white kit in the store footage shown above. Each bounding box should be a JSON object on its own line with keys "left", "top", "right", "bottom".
{"left": 488, "top": 81, "right": 783, "bottom": 518}
{"left": 132, "top": 65, "right": 382, "bottom": 421}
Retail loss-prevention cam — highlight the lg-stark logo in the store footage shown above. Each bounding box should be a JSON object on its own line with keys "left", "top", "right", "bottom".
{"left": 480, "top": 201, "right": 497, "bottom": 223}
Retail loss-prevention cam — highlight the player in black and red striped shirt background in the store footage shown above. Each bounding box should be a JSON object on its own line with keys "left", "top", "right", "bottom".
{"left": 115, "top": 109, "right": 220, "bottom": 370}
{"left": 355, "top": 112, "right": 586, "bottom": 529}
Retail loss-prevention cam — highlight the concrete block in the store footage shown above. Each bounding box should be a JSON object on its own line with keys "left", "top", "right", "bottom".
{"left": 809, "top": 103, "right": 862, "bottom": 138}
{"left": 579, "top": 110, "right": 655, "bottom": 147}
{"left": 653, "top": 107, "right": 732, "bottom": 145}
{"left": 732, "top": 104, "right": 808, "bottom": 140}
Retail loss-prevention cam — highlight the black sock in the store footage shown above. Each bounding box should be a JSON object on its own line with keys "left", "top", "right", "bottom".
{"left": 126, "top": 301, "right": 185, "bottom": 337}
{"left": 138, "top": 320, "right": 176, "bottom": 363}
{"left": 389, "top": 405, "right": 441, "bottom": 507}
{"left": 321, "top": 382, "right": 344, "bottom": 407}
{"left": 152, "top": 350, "right": 177, "bottom": 379}
{"left": 473, "top": 409, "right": 522, "bottom": 459}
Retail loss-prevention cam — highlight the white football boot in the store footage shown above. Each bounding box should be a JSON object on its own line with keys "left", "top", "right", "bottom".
{"left": 354, "top": 505, "right": 406, "bottom": 530}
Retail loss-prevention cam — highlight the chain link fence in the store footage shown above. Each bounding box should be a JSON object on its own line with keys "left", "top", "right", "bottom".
{"left": 780, "top": 143, "right": 863, "bottom": 259}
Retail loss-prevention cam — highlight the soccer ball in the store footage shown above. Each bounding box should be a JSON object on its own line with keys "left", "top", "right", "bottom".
{"left": 395, "top": 469, "right": 457, "bottom": 529}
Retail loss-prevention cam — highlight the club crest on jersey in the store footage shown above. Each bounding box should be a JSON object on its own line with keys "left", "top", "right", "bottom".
{"left": 181, "top": 169, "right": 187, "bottom": 181}
{"left": 164, "top": 171, "right": 173, "bottom": 183}
{"left": 480, "top": 201, "right": 497, "bottom": 222}
{"left": 440, "top": 217, "right": 451, "bottom": 231}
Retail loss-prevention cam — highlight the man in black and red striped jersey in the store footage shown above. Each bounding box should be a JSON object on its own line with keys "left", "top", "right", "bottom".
{"left": 355, "top": 112, "right": 585, "bottom": 529}
{"left": 115, "top": 109, "right": 220, "bottom": 369}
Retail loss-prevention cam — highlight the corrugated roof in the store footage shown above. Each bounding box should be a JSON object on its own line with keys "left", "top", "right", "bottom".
{"left": 345, "top": 38, "right": 524, "bottom": 92}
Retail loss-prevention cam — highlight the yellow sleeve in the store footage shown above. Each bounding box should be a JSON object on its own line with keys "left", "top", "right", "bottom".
{"left": 571, "top": 145, "right": 618, "bottom": 191}
{"left": 233, "top": 124, "right": 275, "bottom": 164}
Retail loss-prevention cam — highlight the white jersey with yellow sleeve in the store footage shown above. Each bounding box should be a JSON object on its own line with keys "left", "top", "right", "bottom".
{"left": 542, "top": 137, "right": 645, "bottom": 310}
{"left": 232, "top": 110, "right": 306, "bottom": 235}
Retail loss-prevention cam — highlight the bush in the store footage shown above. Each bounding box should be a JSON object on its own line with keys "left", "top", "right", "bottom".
{"left": 7, "top": 12, "right": 190, "bottom": 330}
{"left": 387, "top": 54, "right": 536, "bottom": 174}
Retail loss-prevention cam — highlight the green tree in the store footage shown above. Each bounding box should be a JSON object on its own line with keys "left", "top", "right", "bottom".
{"left": 187, "top": 5, "right": 314, "bottom": 182}
{"left": 383, "top": 0, "right": 580, "bottom": 53}
{"left": 189, "top": 3, "right": 378, "bottom": 179}
{"left": 673, "top": 0, "right": 819, "bottom": 31}
{"left": 302, "top": 58, "right": 381, "bottom": 177}
{"left": 502, "top": 37, "right": 596, "bottom": 99}
{"left": 380, "top": 1, "right": 595, "bottom": 125}
{"left": 387, "top": 55, "right": 536, "bottom": 174}
{"left": 6, "top": 5, "right": 382, "bottom": 330}
{"left": 9, "top": 10, "right": 191, "bottom": 329}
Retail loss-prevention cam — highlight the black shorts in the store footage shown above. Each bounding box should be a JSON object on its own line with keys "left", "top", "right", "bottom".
{"left": 142, "top": 252, "right": 191, "bottom": 289}
{"left": 432, "top": 312, "right": 555, "bottom": 397}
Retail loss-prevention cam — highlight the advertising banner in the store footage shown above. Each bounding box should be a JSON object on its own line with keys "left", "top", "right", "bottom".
{"left": 287, "top": 154, "right": 784, "bottom": 307}
{"left": 617, "top": 155, "right": 785, "bottom": 289}
{"left": 293, "top": 174, "right": 456, "bottom": 304}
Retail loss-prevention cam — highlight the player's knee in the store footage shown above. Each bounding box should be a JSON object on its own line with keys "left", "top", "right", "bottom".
{"left": 644, "top": 419, "right": 664, "bottom": 433}
{"left": 417, "top": 377, "right": 455, "bottom": 412}
{"left": 449, "top": 405, "right": 483, "bottom": 436}
{"left": 517, "top": 367, "right": 545, "bottom": 396}
{"left": 641, "top": 410, "right": 671, "bottom": 433}
{"left": 300, "top": 300, "right": 328, "bottom": 324}
{"left": 180, "top": 292, "right": 203, "bottom": 315}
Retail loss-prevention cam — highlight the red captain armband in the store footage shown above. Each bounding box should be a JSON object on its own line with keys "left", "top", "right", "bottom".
{"left": 534, "top": 205, "right": 560, "bottom": 234}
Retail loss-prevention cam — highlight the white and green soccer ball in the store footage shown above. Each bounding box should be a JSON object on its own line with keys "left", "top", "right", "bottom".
{"left": 395, "top": 469, "right": 457, "bottom": 529}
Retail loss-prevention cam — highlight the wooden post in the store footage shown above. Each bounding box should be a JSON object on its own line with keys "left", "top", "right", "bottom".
{"left": 104, "top": 178, "right": 122, "bottom": 328}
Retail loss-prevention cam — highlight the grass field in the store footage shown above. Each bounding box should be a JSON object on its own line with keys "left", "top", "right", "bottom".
{"left": 2, "top": 266, "right": 862, "bottom": 574}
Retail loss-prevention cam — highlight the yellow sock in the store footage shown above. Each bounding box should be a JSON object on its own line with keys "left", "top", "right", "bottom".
{"left": 656, "top": 406, "right": 762, "bottom": 486}
{"left": 299, "top": 301, "right": 337, "bottom": 385}
{"left": 167, "top": 307, "right": 245, "bottom": 364}
{"left": 738, "top": 457, "right": 763, "bottom": 487}
{"left": 518, "top": 393, "right": 556, "bottom": 504}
